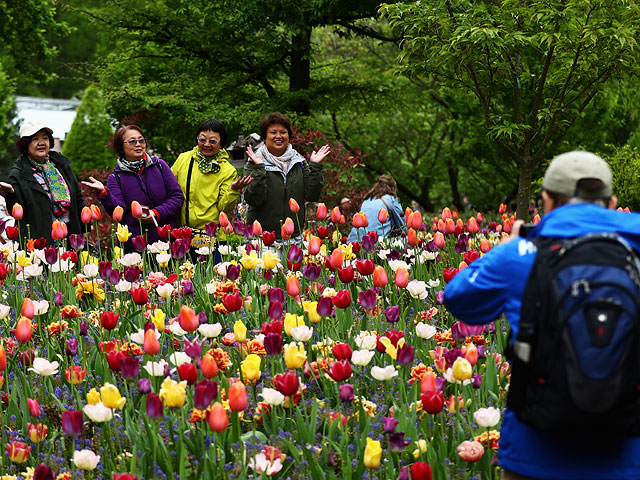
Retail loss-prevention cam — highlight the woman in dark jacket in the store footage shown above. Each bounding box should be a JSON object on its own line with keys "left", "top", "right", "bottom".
{"left": 0, "top": 120, "right": 84, "bottom": 244}
{"left": 244, "top": 112, "right": 328, "bottom": 241}
{"left": 82, "top": 125, "right": 184, "bottom": 250}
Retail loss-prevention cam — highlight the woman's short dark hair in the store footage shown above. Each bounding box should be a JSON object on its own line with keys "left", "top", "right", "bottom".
{"left": 197, "top": 119, "right": 228, "bottom": 147}
{"left": 259, "top": 113, "right": 292, "bottom": 140}
{"left": 15, "top": 130, "right": 55, "bottom": 155}
{"left": 111, "top": 125, "right": 145, "bottom": 158}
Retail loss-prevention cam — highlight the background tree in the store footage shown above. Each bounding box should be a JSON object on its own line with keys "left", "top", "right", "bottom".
{"left": 381, "top": 0, "right": 640, "bottom": 220}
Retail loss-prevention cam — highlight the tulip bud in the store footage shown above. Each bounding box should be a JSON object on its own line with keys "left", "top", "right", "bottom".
{"left": 131, "top": 201, "right": 144, "bottom": 219}
{"left": 394, "top": 267, "right": 409, "bottom": 288}
{"left": 90, "top": 204, "right": 102, "bottom": 221}
{"left": 228, "top": 382, "right": 248, "bottom": 412}
{"left": 288, "top": 198, "right": 300, "bottom": 213}
{"left": 51, "top": 220, "right": 67, "bottom": 241}
{"left": 282, "top": 217, "right": 294, "bottom": 237}
{"left": 15, "top": 316, "right": 33, "bottom": 343}
{"left": 308, "top": 236, "right": 322, "bottom": 256}
{"left": 327, "top": 248, "right": 343, "bottom": 270}
{"left": 11, "top": 203, "right": 23, "bottom": 220}
{"left": 434, "top": 232, "right": 446, "bottom": 249}
{"left": 252, "top": 220, "right": 262, "bottom": 237}
{"left": 144, "top": 329, "right": 160, "bottom": 355}
{"left": 21, "top": 297, "right": 35, "bottom": 319}
{"left": 316, "top": 203, "right": 327, "bottom": 220}
{"left": 408, "top": 228, "right": 418, "bottom": 246}
{"left": 408, "top": 211, "right": 423, "bottom": 230}
{"left": 373, "top": 266, "right": 388, "bottom": 288}
{"left": 352, "top": 212, "right": 368, "bottom": 229}
{"left": 112, "top": 205, "right": 124, "bottom": 222}
{"left": 219, "top": 211, "right": 230, "bottom": 228}
{"left": 286, "top": 275, "right": 300, "bottom": 297}
{"left": 201, "top": 351, "right": 219, "bottom": 378}
{"left": 208, "top": 402, "right": 228, "bottom": 432}
{"left": 378, "top": 208, "right": 388, "bottom": 224}
{"left": 331, "top": 206, "right": 341, "bottom": 224}
{"left": 179, "top": 305, "right": 199, "bottom": 332}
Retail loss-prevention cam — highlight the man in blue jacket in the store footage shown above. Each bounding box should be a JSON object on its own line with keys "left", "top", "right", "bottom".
{"left": 445, "top": 151, "right": 640, "bottom": 480}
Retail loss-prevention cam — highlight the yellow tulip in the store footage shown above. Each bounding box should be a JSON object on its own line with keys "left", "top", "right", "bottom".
{"left": 283, "top": 342, "right": 307, "bottom": 369}
{"left": 452, "top": 357, "right": 473, "bottom": 382}
{"left": 302, "top": 301, "right": 321, "bottom": 324}
{"left": 240, "top": 250, "right": 260, "bottom": 270}
{"left": 86, "top": 388, "right": 100, "bottom": 406}
{"left": 412, "top": 439, "right": 428, "bottom": 459}
{"left": 284, "top": 313, "right": 305, "bottom": 336}
{"left": 159, "top": 377, "right": 187, "bottom": 407}
{"left": 116, "top": 224, "right": 132, "bottom": 243}
{"left": 113, "top": 246, "right": 123, "bottom": 260}
{"left": 100, "top": 382, "right": 126, "bottom": 409}
{"left": 241, "top": 354, "right": 261, "bottom": 384}
{"left": 363, "top": 437, "right": 382, "bottom": 468}
{"left": 260, "top": 252, "right": 280, "bottom": 270}
{"left": 151, "top": 309, "right": 166, "bottom": 332}
{"left": 234, "top": 320, "right": 247, "bottom": 343}
{"left": 17, "top": 252, "right": 32, "bottom": 268}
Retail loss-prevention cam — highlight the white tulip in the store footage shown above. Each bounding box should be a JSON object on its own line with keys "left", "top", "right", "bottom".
{"left": 406, "top": 280, "right": 429, "bottom": 299}
{"left": 73, "top": 449, "right": 100, "bottom": 470}
{"left": 351, "top": 349, "right": 375, "bottom": 366}
{"left": 156, "top": 283, "right": 174, "bottom": 299}
{"left": 83, "top": 263, "right": 99, "bottom": 278}
{"left": 290, "top": 325, "right": 313, "bottom": 342}
{"left": 83, "top": 402, "right": 113, "bottom": 423}
{"left": 143, "top": 360, "right": 169, "bottom": 377}
{"left": 260, "top": 388, "right": 285, "bottom": 406}
{"left": 371, "top": 365, "right": 398, "bottom": 381}
{"left": 29, "top": 358, "right": 59, "bottom": 376}
{"left": 198, "top": 323, "right": 222, "bottom": 338}
{"left": 415, "top": 322, "right": 436, "bottom": 340}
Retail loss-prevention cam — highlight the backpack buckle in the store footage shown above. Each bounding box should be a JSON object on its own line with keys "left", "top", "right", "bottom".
{"left": 514, "top": 341, "right": 531, "bottom": 363}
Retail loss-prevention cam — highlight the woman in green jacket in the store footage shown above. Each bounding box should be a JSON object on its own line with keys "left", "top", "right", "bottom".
{"left": 172, "top": 119, "right": 252, "bottom": 259}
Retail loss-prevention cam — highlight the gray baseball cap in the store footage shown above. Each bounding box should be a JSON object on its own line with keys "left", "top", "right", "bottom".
{"left": 542, "top": 151, "right": 612, "bottom": 198}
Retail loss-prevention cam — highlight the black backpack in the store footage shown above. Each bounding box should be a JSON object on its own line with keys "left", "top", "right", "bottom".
{"left": 507, "top": 233, "right": 640, "bottom": 435}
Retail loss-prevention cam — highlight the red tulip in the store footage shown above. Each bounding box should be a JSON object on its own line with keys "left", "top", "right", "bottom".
{"left": 332, "top": 343, "right": 353, "bottom": 361}
{"left": 178, "top": 305, "right": 199, "bottom": 331}
{"left": 228, "top": 381, "right": 248, "bottom": 412}
{"left": 410, "top": 461, "right": 433, "bottom": 480}
{"left": 113, "top": 474, "right": 138, "bottom": 480}
{"left": 421, "top": 390, "right": 445, "bottom": 414}
{"left": 355, "top": 259, "right": 374, "bottom": 276}
{"left": 443, "top": 268, "right": 459, "bottom": 284}
{"left": 373, "top": 266, "right": 388, "bottom": 288}
{"left": 27, "top": 398, "right": 41, "bottom": 417}
{"left": 90, "top": 204, "right": 102, "bottom": 221}
{"left": 61, "top": 410, "right": 83, "bottom": 436}
{"left": 21, "top": 297, "right": 34, "bottom": 319}
{"left": 316, "top": 203, "right": 327, "bottom": 220}
{"left": 352, "top": 212, "right": 368, "bottom": 228}
{"left": 208, "top": 402, "right": 228, "bottom": 432}
{"left": 0, "top": 345, "right": 5, "bottom": 371}
{"left": 5, "top": 226, "right": 19, "bottom": 240}
{"left": 308, "top": 236, "right": 322, "bottom": 255}
{"left": 498, "top": 203, "right": 507, "bottom": 214}
{"left": 15, "top": 316, "right": 32, "bottom": 343}
{"left": 420, "top": 370, "right": 437, "bottom": 394}
{"left": 177, "top": 362, "right": 198, "bottom": 385}
{"left": 467, "top": 217, "right": 480, "bottom": 234}
{"left": 327, "top": 360, "right": 352, "bottom": 382}
{"left": 130, "top": 287, "right": 148, "bottom": 305}
{"left": 395, "top": 267, "right": 409, "bottom": 288}
{"left": 112, "top": 205, "right": 124, "bottom": 222}
{"left": 131, "top": 201, "right": 144, "bottom": 219}
{"left": 222, "top": 292, "right": 243, "bottom": 312}
{"left": 408, "top": 212, "right": 423, "bottom": 230}
{"left": 144, "top": 329, "right": 160, "bottom": 355}
{"left": 317, "top": 226, "right": 329, "bottom": 239}
{"left": 6, "top": 440, "right": 30, "bottom": 463}
{"left": 331, "top": 206, "right": 341, "bottom": 224}
{"left": 0, "top": 263, "right": 7, "bottom": 280}
{"left": 218, "top": 211, "right": 230, "bottom": 228}
{"left": 201, "top": 352, "right": 219, "bottom": 378}
{"left": 378, "top": 208, "right": 388, "bottom": 224}
{"left": 12, "top": 203, "right": 23, "bottom": 220}
{"left": 100, "top": 311, "right": 119, "bottom": 330}
{"left": 262, "top": 231, "right": 275, "bottom": 246}
{"left": 27, "top": 422, "right": 48, "bottom": 443}
{"left": 274, "top": 370, "right": 299, "bottom": 396}
{"left": 337, "top": 266, "right": 354, "bottom": 284}
{"left": 503, "top": 219, "right": 512, "bottom": 234}
{"left": 289, "top": 198, "right": 300, "bottom": 213}
{"left": 81, "top": 206, "right": 92, "bottom": 223}
{"left": 286, "top": 275, "right": 300, "bottom": 297}
{"left": 327, "top": 248, "right": 343, "bottom": 271}
{"left": 332, "top": 289, "right": 351, "bottom": 309}
{"left": 106, "top": 351, "right": 126, "bottom": 371}
{"left": 252, "top": 220, "right": 262, "bottom": 237}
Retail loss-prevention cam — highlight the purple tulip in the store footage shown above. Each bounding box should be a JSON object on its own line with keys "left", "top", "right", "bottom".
{"left": 65, "top": 338, "right": 78, "bottom": 357}
{"left": 384, "top": 305, "right": 400, "bottom": 323}
{"left": 435, "top": 377, "right": 446, "bottom": 392}
{"left": 327, "top": 275, "right": 336, "bottom": 287}
{"left": 69, "top": 233, "right": 85, "bottom": 251}
{"left": 79, "top": 321, "right": 88, "bottom": 336}
{"left": 268, "top": 301, "right": 283, "bottom": 320}
{"left": 138, "top": 378, "right": 151, "bottom": 394}
{"left": 33, "top": 465, "right": 54, "bottom": 480}
{"left": 267, "top": 288, "right": 285, "bottom": 304}
{"left": 435, "top": 290, "right": 445, "bottom": 305}
{"left": 119, "top": 356, "right": 140, "bottom": 380}
{"left": 194, "top": 379, "right": 217, "bottom": 409}
{"left": 205, "top": 221, "right": 217, "bottom": 237}
{"left": 361, "top": 234, "right": 375, "bottom": 251}
{"left": 184, "top": 338, "right": 202, "bottom": 359}
{"left": 123, "top": 266, "right": 141, "bottom": 283}
{"left": 198, "top": 312, "right": 208, "bottom": 324}
{"left": 182, "top": 280, "right": 194, "bottom": 296}
{"left": 451, "top": 321, "right": 485, "bottom": 340}
{"left": 339, "top": 384, "right": 354, "bottom": 403}
{"left": 264, "top": 332, "right": 283, "bottom": 355}
{"left": 108, "top": 268, "right": 121, "bottom": 284}
{"left": 264, "top": 270, "right": 272, "bottom": 280}
{"left": 131, "top": 234, "right": 147, "bottom": 252}
{"left": 317, "top": 296, "right": 334, "bottom": 317}
{"left": 472, "top": 373, "right": 483, "bottom": 389}
{"left": 226, "top": 264, "right": 241, "bottom": 281}
{"left": 287, "top": 244, "right": 304, "bottom": 264}
{"left": 99, "top": 261, "right": 112, "bottom": 280}
{"left": 383, "top": 416, "right": 399, "bottom": 433}
{"left": 232, "top": 220, "right": 247, "bottom": 236}
{"left": 171, "top": 238, "right": 190, "bottom": 259}
{"left": 388, "top": 432, "right": 409, "bottom": 452}
{"left": 303, "top": 263, "right": 321, "bottom": 281}
{"left": 61, "top": 410, "right": 83, "bottom": 436}
{"left": 398, "top": 466, "right": 410, "bottom": 480}
{"left": 146, "top": 393, "right": 163, "bottom": 419}
{"left": 454, "top": 235, "right": 469, "bottom": 253}
{"left": 53, "top": 291, "right": 64, "bottom": 307}
{"left": 396, "top": 344, "right": 414, "bottom": 366}
{"left": 358, "top": 289, "right": 377, "bottom": 310}
{"left": 43, "top": 246, "right": 58, "bottom": 264}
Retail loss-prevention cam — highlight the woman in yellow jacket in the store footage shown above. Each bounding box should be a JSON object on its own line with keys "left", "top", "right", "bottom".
{"left": 172, "top": 119, "right": 252, "bottom": 262}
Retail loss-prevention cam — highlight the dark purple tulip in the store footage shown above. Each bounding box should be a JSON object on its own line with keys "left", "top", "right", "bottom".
{"left": 477, "top": 344, "right": 486, "bottom": 358}
{"left": 123, "top": 266, "right": 141, "bottom": 283}
{"left": 131, "top": 235, "right": 147, "bottom": 252}
{"left": 388, "top": 432, "right": 409, "bottom": 452}
{"left": 358, "top": 289, "right": 376, "bottom": 310}
{"left": 194, "top": 379, "right": 218, "bottom": 409}
{"left": 264, "top": 270, "right": 272, "bottom": 280}
{"left": 138, "top": 378, "right": 151, "bottom": 394}
{"left": 454, "top": 235, "right": 469, "bottom": 253}
{"left": 183, "top": 280, "right": 194, "bottom": 296}
{"left": 398, "top": 466, "right": 410, "bottom": 480}
{"left": 435, "top": 377, "right": 446, "bottom": 392}
{"left": 33, "top": 465, "right": 54, "bottom": 480}
{"left": 303, "top": 263, "right": 321, "bottom": 281}
{"left": 44, "top": 246, "right": 58, "bottom": 264}
{"left": 396, "top": 344, "right": 414, "bottom": 366}
{"left": 69, "top": 234, "right": 85, "bottom": 251}
{"left": 119, "top": 356, "right": 140, "bottom": 380}
{"left": 388, "top": 249, "right": 402, "bottom": 261}
{"left": 61, "top": 410, "right": 83, "bottom": 436}
{"left": 232, "top": 220, "right": 247, "bottom": 236}
{"left": 171, "top": 238, "right": 190, "bottom": 259}
{"left": 444, "top": 347, "right": 463, "bottom": 367}
{"left": 267, "top": 301, "right": 283, "bottom": 320}
{"left": 472, "top": 373, "right": 483, "bottom": 389}
{"left": 79, "top": 321, "right": 88, "bottom": 336}
{"left": 65, "top": 338, "right": 78, "bottom": 357}
{"left": 205, "top": 221, "right": 217, "bottom": 237}
{"left": 144, "top": 321, "right": 155, "bottom": 332}
{"left": 53, "top": 291, "right": 64, "bottom": 307}
{"left": 451, "top": 321, "right": 485, "bottom": 340}
{"left": 385, "top": 306, "right": 400, "bottom": 323}
{"left": 264, "top": 332, "right": 283, "bottom": 355}
{"left": 146, "top": 393, "right": 163, "bottom": 419}
{"left": 108, "top": 268, "right": 121, "bottom": 285}
{"left": 226, "top": 264, "right": 241, "bottom": 281}
{"left": 317, "top": 297, "right": 334, "bottom": 317}
{"left": 327, "top": 275, "right": 336, "bottom": 288}
{"left": 339, "top": 384, "right": 354, "bottom": 403}
{"left": 163, "top": 362, "right": 171, "bottom": 377}
{"left": 244, "top": 242, "right": 256, "bottom": 254}
{"left": 383, "top": 416, "right": 399, "bottom": 433}
{"left": 184, "top": 338, "right": 202, "bottom": 359}
{"left": 361, "top": 234, "right": 375, "bottom": 251}
{"left": 287, "top": 245, "right": 304, "bottom": 264}
{"left": 198, "top": 312, "right": 208, "bottom": 324}
{"left": 99, "top": 261, "right": 112, "bottom": 280}
{"left": 267, "top": 288, "right": 285, "bottom": 304}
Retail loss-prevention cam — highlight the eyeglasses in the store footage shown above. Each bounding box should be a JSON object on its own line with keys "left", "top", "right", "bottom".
{"left": 125, "top": 138, "right": 146, "bottom": 146}
{"left": 197, "top": 137, "right": 220, "bottom": 146}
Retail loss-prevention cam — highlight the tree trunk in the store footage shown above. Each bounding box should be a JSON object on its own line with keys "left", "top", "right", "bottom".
{"left": 516, "top": 157, "right": 534, "bottom": 222}
{"left": 447, "top": 159, "right": 463, "bottom": 212}
{"left": 290, "top": 27, "right": 312, "bottom": 116}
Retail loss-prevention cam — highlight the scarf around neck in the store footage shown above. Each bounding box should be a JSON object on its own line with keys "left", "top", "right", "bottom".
{"left": 195, "top": 147, "right": 228, "bottom": 174}
{"left": 29, "top": 156, "right": 71, "bottom": 209}
{"left": 117, "top": 153, "right": 150, "bottom": 174}
{"left": 260, "top": 144, "right": 298, "bottom": 173}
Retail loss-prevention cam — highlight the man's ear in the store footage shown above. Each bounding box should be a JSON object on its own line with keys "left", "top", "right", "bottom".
{"left": 608, "top": 196, "right": 618, "bottom": 210}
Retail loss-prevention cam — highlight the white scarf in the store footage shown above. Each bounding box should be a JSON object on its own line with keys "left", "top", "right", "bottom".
{"left": 259, "top": 144, "right": 298, "bottom": 173}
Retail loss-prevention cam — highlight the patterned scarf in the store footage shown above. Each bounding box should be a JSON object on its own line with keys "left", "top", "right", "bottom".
{"left": 260, "top": 144, "right": 297, "bottom": 173}
{"left": 196, "top": 149, "right": 222, "bottom": 174}
{"left": 117, "top": 153, "right": 149, "bottom": 173}
{"left": 30, "top": 156, "right": 71, "bottom": 219}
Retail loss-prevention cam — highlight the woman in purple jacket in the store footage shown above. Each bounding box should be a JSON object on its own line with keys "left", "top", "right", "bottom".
{"left": 82, "top": 125, "right": 184, "bottom": 250}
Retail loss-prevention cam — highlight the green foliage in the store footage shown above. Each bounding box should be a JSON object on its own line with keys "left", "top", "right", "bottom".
{"left": 62, "top": 85, "right": 115, "bottom": 173}
{"left": 605, "top": 145, "right": 640, "bottom": 211}
{"left": 0, "top": 63, "right": 17, "bottom": 178}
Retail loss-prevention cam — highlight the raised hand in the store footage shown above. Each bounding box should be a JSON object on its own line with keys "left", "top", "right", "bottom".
{"left": 0, "top": 182, "right": 14, "bottom": 196}
{"left": 309, "top": 145, "right": 331, "bottom": 164}
{"left": 81, "top": 177, "right": 106, "bottom": 195}
{"left": 230, "top": 176, "right": 254, "bottom": 192}
{"left": 246, "top": 146, "right": 263, "bottom": 165}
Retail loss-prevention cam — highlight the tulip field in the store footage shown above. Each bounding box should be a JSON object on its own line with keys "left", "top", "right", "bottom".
{"left": 0, "top": 203, "right": 519, "bottom": 479}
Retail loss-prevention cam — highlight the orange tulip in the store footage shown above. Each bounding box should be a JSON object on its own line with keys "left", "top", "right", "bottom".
{"left": 456, "top": 218, "right": 464, "bottom": 229}
{"left": 282, "top": 218, "right": 295, "bottom": 237}
{"left": 289, "top": 198, "right": 300, "bottom": 213}
{"left": 0, "top": 344, "right": 6, "bottom": 371}
{"left": 395, "top": 267, "right": 409, "bottom": 288}
{"left": 308, "top": 236, "right": 322, "bottom": 256}
{"left": 15, "top": 316, "right": 33, "bottom": 343}
{"left": 479, "top": 238, "right": 491, "bottom": 253}
{"left": 437, "top": 218, "right": 446, "bottom": 233}
{"left": 373, "top": 265, "right": 388, "bottom": 288}
{"left": 407, "top": 211, "right": 423, "bottom": 230}
{"left": 12, "top": 203, "right": 23, "bottom": 220}
{"left": 252, "top": 220, "right": 262, "bottom": 237}
{"left": 503, "top": 219, "right": 512, "bottom": 234}
{"left": 532, "top": 214, "right": 541, "bottom": 225}
{"left": 445, "top": 218, "right": 456, "bottom": 234}
{"left": 90, "top": 204, "right": 102, "bottom": 221}
{"left": 51, "top": 220, "right": 67, "bottom": 240}
{"left": 80, "top": 206, "right": 92, "bottom": 224}
{"left": 352, "top": 212, "right": 369, "bottom": 229}
{"left": 378, "top": 208, "right": 388, "bottom": 224}
{"left": 112, "top": 205, "right": 124, "bottom": 222}
{"left": 316, "top": 203, "right": 327, "bottom": 220}
{"left": 228, "top": 381, "right": 248, "bottom": 412}
{"left": 476, "top": 212, "right": 483, "bottom": 224}
{"left": 467, "top": 217, "right": 480, "bottom": 234}
{"left": 420, "top": 369, "right": 437, "bottom": 394}
{"left": 144, "top": 329, "right": 160, "bottom": 355}
{"left": 219, "top": 211, "right": 230, "bottom": 228}
{"left": 340, "top": 214, "right": 346, "bottom": 225}
{"left": 201, "top": 351, "right": 219, "bottom": 378}
{"left": 441, "top": 207, "right": 452, "bottom": 220}
{"left": 408, "top": 228, "right": 418, "bottom": 246}
{"left": 328, "top": 248, "right": 343, "bottom": 270}
{"left": 178, "top": 305, "right": 199, "bottom": 332}
{"left": 462, "top": 343, "right": 478, "bottom": 367}
{"left": 131, "top": 201, "right": 144, "bottom": 219}
{"left": 286, "top": 275, "right": 300, "bottom": 297}
{"left": 331, "top": 206, "right": 341, "bottom": 224}
{"left": 459, "top": 261, "right": 468, "bottom": 270}
{"left": 434, "top": 232, "right": 446, "bottom": 249}
{"left": 498, "top": 203, "right": 507, "bottom": 214}
{"left": 208, "top": 402, "right": 228, "bottom": 432}
{"left": 404, "top": 207, "right": 413, "bottom": 225}
{"left": 21, "top": 297, "right": 35, "bottom": 319}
